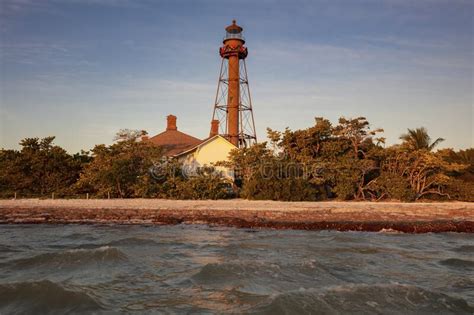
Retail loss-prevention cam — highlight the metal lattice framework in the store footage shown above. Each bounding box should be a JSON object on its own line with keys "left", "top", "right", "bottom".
{"left": 211, "top": 58, "right": 257, "bottom": 148}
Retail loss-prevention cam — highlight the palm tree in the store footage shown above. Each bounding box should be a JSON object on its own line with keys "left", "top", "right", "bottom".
{"left": 399, "top": 127, "right": 444, "bottom": 151}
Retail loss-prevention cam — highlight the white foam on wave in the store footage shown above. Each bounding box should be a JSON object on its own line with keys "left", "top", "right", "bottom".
{"left": 378, "top": 228, "right": 403, "bottom": 234}
{"left": 66, "top": 246, "right": 112, "bottom": 253}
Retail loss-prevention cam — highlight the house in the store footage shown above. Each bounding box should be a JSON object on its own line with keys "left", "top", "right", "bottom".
{"left": 175, "top": 134, "right": 237, "bottom": 179}
{"left": 145, "top": 115, "right": 202, "bottom": 157}
{"left": 145, "top": 115, "right": 237, "bottom": 179}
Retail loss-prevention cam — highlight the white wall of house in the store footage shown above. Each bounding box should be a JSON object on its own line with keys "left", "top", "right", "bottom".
{"left": 177, "top": 135, "right": 236, "bottom": 179}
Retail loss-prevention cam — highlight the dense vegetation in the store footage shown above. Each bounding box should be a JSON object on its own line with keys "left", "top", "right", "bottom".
{"left": 1, "top": 117, "right": 472, "bottom": 201}
{"left": 222, "top": 117, "right": 473, "bottom": 201}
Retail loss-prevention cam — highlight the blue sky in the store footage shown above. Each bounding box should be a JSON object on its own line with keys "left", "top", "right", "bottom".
{"left": 1, "top": 0, "right": 472, "bottom": 153}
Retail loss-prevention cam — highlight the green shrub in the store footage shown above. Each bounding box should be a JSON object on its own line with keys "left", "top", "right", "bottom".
{"left": 445, "top": 179, "right": 474, "bottom": 202}
{"left": 371, "top": 173, "right": 416, "bottom": 201}
{"left": 153, "top": 166, "right": 234, "bottom": 200}
{"left": 332, "top": 173, "right": 358, "bottom": 200}
{"left": 241, "top": 175, "right": 319, "bottom": 201}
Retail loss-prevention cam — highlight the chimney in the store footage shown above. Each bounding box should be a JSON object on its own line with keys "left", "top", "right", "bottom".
{"left": 210, "top": 119, "right": 219, "bottom": 137}
{"left": 166, "top": 115, "right": 177, "bottom": 131}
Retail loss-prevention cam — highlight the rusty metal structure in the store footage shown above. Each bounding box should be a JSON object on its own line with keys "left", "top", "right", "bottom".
{"left": 210, "top": 20, "right": 257, "bottom": 147}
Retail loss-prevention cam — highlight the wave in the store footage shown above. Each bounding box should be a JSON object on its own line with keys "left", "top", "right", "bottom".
{"left": 9, "top": 246, "right": 127, "bottom": 270}
{"left": 63, "top": 232, "right": 98, "bottom": 242}
{"left": 192, "top": 261, "right": 290, "bottom": 285}
{"left": 0, "top": 280, "right": 103, "bottom": 314}
{"left": 378, "top": 228, "right": 403, "bottom": 234}
{"left": 106, "top": 237, "right": 160, "bottom": 247}
{"left": 191, "top": 261, "right": 340, "bottom": 289}
{"left": 452, "top": 245, "right": 474, "bottom": 253}
{"left": 0, "top": 244, "right": 22, "bottom": 253}
{"left": 247, "top": 284, "right": 474, "bottom": 314}
{"left": 69, "top": 237, "right": 162, "bottom": 250}
{"left": 192, "top": 262, "right": 250, "bottom": 283}
{"left": 440, "top": 258, "right": 474, "bottom": 270}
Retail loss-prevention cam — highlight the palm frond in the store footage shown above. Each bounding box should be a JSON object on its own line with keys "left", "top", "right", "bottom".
{"left": 428, "top": 137, "right": 445, "bottom": 151}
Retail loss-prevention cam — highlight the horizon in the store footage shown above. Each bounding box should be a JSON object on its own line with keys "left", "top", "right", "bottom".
{"left": 1, "top": 0, "right": 473, "bottom": 153}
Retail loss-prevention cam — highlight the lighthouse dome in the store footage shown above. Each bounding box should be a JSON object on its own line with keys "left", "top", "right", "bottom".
{"left": 225, "top": 20, "right": 243, "bottom": 34}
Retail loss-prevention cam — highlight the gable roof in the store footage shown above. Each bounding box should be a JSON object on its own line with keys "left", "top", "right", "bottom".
{"left": 147, "top": 129, "right": 203, "bottom": 157}
{"left": 174, "top": 134, "right": 237, "bottom": 157}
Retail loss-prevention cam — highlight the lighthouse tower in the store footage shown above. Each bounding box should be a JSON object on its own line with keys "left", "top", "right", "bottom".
{"left": 210, "top": 20, "right": 257, "bottom": 148}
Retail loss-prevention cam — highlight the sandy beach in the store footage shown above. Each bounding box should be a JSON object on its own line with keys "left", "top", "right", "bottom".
{"left": 0, "top": 199, "right": 472, "bottom": 233}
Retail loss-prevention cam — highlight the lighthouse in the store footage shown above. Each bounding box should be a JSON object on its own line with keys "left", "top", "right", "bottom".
{"left": 211, "top": 20, "right": 257, "bottom": 148}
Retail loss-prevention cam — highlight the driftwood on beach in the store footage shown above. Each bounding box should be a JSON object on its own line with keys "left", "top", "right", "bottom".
{"left": 0, "top": 199, "right": 472, "bottom": 233}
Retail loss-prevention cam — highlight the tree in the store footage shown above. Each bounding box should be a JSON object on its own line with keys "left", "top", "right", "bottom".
{"left": 436, "top": 148, "right": 474, "bottom": 201}
{"left": 276, "top": 117, "right": 333, "bottom": 161}
{"left": 400, "top": 127, "right": 444, "bottom": 151}
{"left": 220, "top": 143, "right": 276, "bottom": 184}
{"left": 0, "top": 137, "right": 82, "bottom": 197}
{"left": 258, "top": 117, "right": 385, "bottom": 200}
{"left": 76, "top": 131, "right": 162, "bottom": 198}
{"left": 438, "top": 148, "right": 474, "bottom": 181}
{"left": 221, "top": 141, "right": 320, "bottom": 201}
{"left": 334, "top": 117, "right": 384, "bottom": 158}
{"left": 168, "top": 166, "right": 234, "bottom": 200}
{"left": 0, "top": 149, "right": 23, "bottom": 196}
{"left": 3, "top": 116, "right": 469, "bottom": 202}
{"left": 376, "top": 148, "right": 466, "bottom": 200}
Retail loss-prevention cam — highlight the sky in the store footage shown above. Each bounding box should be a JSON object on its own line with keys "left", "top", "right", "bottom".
{"left": 0, "top": 0, "right": 472, "bottom": 153}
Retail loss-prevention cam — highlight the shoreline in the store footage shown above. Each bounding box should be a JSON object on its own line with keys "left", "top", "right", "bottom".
{"left": 0, "top": 199, "right": 473, "bottom": 233}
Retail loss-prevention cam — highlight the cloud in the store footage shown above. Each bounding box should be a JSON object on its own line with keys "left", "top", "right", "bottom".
{"left": 1, "top": 42, "right": 70, "bottom": 64}
{"left": 250, "top": 38, "right": 473, "bottom": 80}
{"left": 1, "top": 0, "right": 47, "bottom": 13}
{"left": 354, "top": 35, "right": 451, "bottom": 49}
{"left": 56, "top": 0, "right": 147, "bottom": 8}
{"left": 0, "top": 0, "right": 147, "bottom": 25}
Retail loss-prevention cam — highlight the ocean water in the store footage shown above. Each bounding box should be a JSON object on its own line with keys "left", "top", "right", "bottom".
{"left": 0, "top": 225, "right": 473, "bottom": 314}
